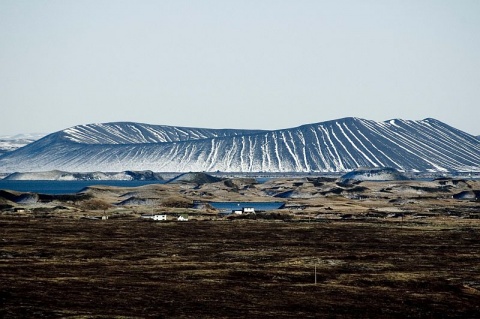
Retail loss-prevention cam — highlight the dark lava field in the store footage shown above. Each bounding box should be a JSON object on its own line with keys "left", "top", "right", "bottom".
{"left": 1, "top": 218, "right": 479, "bottom": 318}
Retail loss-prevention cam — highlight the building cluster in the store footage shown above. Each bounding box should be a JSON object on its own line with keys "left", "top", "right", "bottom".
{"left": 140, "top": 213, "right": 189, "bottom": 221}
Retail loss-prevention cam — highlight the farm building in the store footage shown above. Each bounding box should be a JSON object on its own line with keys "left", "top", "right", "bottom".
{"left": 141, "top": 214, "right": 167, "bottom": 221}
{"left": 177, "top": 214, "right": 189, "bottom": 221}
{"left": 232, "top": 207, "right": 255, "bottom": 215}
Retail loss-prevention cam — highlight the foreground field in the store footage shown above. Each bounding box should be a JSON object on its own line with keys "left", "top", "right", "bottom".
{"left": 1, "top": 218, "right": 479, "bottom": 318}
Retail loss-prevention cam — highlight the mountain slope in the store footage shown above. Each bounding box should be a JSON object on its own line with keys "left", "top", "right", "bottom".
{"left": 0, "top": 118, "right": 478, "bottom": 173}
{"left": 58, "top": 122, "right": 265, "bottom": 144}
{"left": 0, "top": 133, "right": 45, "bottom": 156}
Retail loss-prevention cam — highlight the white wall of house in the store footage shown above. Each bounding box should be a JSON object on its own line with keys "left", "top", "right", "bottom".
{"left": 142, "top": 214, "right": 167, "bottom": 221}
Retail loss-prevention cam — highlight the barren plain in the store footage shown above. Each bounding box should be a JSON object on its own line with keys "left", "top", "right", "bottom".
{"left": 1, "top": 176, "right": 479, "bottom": 318}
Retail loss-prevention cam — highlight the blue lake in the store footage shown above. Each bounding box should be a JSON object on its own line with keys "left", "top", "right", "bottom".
{"left": 209, "top": 201, "right": 285, "bottom": 212}
{"left": 0, "top": 180, "right": 165, "bottom": 195}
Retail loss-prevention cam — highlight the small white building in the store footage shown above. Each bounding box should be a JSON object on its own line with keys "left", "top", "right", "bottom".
{"left": 177, "top": 214, "right": 188, "bottom": 221}
{"left": 231, "top": 207, "right": 255, "bottom": 215}
{"left": 141, "top": 214, "right": 167, "bottom": 221}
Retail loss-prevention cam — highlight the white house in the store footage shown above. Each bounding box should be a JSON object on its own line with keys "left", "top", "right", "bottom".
{"left": 141, "top": 214, "right": 167, "bottom": 221}
{"left": 231, "top": 207, "right": 255, "bottom": 215}
{"left": 177, "top": 214, "right": 189, "bottom": 221}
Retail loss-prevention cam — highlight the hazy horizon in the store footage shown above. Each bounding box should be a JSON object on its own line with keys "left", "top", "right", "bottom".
{"left": 1, "top": 1, "right": 479, "bottom": 136}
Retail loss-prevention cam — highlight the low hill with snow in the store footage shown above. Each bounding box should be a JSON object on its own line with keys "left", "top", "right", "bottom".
{"left": 340, "top": 167, "right": 410, "bottom": 182}
{"left": 165, "top": 172, "right": 223, "bottom": 184}
{"left": 3, "top": 170, "right": 164, "bottom": 181}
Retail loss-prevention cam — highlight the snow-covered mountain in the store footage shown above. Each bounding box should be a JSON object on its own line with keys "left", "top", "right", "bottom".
{"left": 56, "top": 122, "right": 265, "bottom": 144}
{"left": 0, "top": 133, "right": 45, "bottom": 156}
{"left": 0, "top": 118, "right": 478, "bottom": 173}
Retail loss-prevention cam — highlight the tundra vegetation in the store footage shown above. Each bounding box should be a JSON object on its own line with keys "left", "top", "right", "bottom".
{"left": 0, "top": 176, "right": 479, "bottom": 318}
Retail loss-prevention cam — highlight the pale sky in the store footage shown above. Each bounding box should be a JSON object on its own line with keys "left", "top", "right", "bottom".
{"left": 1, "top": 0, "right": 479, "bottom": 136}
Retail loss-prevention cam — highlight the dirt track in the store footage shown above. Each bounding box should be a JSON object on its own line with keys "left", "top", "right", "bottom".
{"left": 1, "top": 218, "right": 479, "bottom": 318}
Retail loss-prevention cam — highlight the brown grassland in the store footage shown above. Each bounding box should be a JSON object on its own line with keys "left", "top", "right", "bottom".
{"left": 0, "top": 177, "right": 479, "bottom": 318}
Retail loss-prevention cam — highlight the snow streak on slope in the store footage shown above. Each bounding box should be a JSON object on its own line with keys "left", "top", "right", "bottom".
{"left": 61, "top": 122, "right": 265, "bottom": 144}
{"left": 0, "top": 118, "right": 478, "bottom": 173}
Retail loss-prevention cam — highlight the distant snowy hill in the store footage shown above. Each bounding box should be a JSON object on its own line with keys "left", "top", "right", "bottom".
{"left": 2, "top": 170, "right": 164, "bottom": 181}
{"left": 0, "top": 133, "right": 45, "bottom": 156}
{"left": 0, "top": 118, "right": 478, "bottom": 173}
{"left": 340, "top": 167, "right": 410, "bottom": 181}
